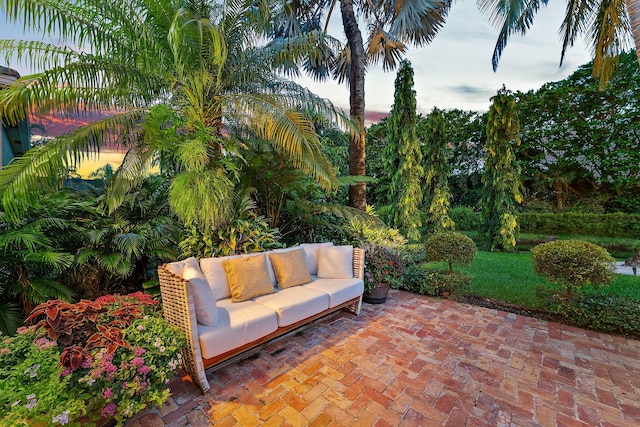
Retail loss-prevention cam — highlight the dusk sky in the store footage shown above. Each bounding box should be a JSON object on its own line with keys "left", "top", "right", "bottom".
{"left": 296, "top": 1, "right": 593, "bottom": 115}
{"left": 1, "top": 1, "right": 594, "bottom": 117}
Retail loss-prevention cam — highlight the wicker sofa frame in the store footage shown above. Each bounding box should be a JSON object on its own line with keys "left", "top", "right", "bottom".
{"left": 158, "top": 247, "right": 365, "bottom": 393}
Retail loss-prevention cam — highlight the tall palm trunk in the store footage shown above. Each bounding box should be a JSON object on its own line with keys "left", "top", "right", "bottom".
{"left": 626, "top": 0, "right": 640, "bottom": 65}
{"left": 340, "top": 0, "right": 367, "bottom": 210}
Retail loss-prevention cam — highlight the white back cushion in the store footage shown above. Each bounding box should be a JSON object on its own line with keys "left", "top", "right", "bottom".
{"left": 300, "top": 242, "right": 333, "bottom": 275}
{"left": 317, "top": 245, "right": 353, "bottom": 279}
{"left": 166, "top": 257, "right": 218, "bottom": 326}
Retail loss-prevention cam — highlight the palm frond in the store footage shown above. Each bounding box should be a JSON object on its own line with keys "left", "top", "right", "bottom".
{"left": 0, "top": 301, "right": 22, "bottom": 336}
{"left": 169, "top": 168, "right": 235, "bottom": 229}
{"left": 0, "top": 39, "right": 82, "bottom": 71}
{"left": 0, "top": 110, "right": 144, "bottom": 223}
{"left": 478, "top": 0, "right": 549, "bottom": 71}
{"left": 386, "top": 0, "right": 453, "bottom": 46}
{"left": 112, "top": 232, "right": 147, "bottom": 260}
{"left": 589, "top": 0, "right": 630, "bottom": 85}
{"left": 102, "top": 143, "right": 156, "bottom": 214}
{"left": 0, "top": 230, "right": 50, "bottom": 253}
{"left": 559, "top": 0, "right": 594, "bottom": 66}
{"left": 24, "top": 251, "right": 74, "bottom": 270}
{"left": 7, "top": 279, "right": 72, "bottom": 307}
{"left": 367, "top": 27, "right": 407, "bottom": 71}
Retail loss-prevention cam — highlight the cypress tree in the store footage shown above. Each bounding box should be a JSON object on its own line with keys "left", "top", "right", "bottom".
{"left": 423, "top": 108, "right": 455, "bottom": 233}
{"left": 479, "top": 86, "right": 523, "bottom": 251}
{"left": 384, "top": 60, "right": 424, "bottom": 241}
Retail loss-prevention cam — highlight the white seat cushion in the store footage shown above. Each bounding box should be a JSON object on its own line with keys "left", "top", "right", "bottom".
{"left": 303, "top": 278, "right": 364, "bottom": 308}
{"left": 198, "top": 299, "right": 278, "bottom": 359}
{"left": 252, "top": 287, "right": 330, "bottom": 327}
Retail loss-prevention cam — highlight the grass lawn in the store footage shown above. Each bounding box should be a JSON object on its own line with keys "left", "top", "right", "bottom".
{"left": 440, "top": 251, "right": 640, "bottom": 310}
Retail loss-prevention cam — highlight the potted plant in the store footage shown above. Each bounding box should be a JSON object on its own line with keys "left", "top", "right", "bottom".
{"left": 0, "top": 292, "right": 185, "bottom": 426}
{"left": 363, "top": 245, "right": 404, "bottom": 304}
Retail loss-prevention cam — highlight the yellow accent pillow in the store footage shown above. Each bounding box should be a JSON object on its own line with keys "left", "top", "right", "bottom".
{"left": 268, "top": 249, "right": 312, "bottom": 289}
{"left": 223, "top": 254, "right": 274, "bottom": 302}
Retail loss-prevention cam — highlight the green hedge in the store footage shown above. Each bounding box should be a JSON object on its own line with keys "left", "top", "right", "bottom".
{"left": 451, "top": 209, "right": 640, "bottom": 238}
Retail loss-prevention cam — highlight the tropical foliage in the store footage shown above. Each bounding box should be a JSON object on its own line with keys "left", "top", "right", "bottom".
{"left": 422, "top": 108, "right": 455, "bottom": 234}
{"left": 0, "top": 0, "right": 348, "bottom": 230}
{"left": 479, "top": 87, "right": 523, "bottom": 251}
{"left": 385, "top": 60, "right": 423, "bottom": 240}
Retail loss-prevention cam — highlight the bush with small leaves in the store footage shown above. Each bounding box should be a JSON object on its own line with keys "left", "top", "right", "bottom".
{"left": 542, "top": 292, "right": 640, "bottom": 339}
{"left": 425, "top": 232, "right": 477, "bottom": 274}
{"left": 419, "top": 270, "right": 472, "bottom": 297}
{"left": 531, "top": 240, "right": 615, "bottom": 300}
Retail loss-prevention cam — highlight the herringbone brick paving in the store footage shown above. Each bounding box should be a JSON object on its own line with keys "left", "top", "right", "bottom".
{"left": 127, "top": 290, "right": 640, "bottom": 426}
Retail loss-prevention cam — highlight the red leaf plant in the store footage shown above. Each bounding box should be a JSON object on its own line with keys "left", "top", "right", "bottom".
{"left": 26, "top": 292, "right": 158, "bottom": 371}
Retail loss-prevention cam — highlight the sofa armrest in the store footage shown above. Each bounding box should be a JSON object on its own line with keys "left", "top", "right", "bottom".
{"left": 158, "top": 264, "right": 210, "bottom": 392}
{"left": 353, "top": 247, "right": 365, "bottom": 280}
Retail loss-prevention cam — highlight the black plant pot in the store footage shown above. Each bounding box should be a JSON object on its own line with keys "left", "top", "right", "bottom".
{"left": 363, "top": 282, "right": 390, "bottom": 304}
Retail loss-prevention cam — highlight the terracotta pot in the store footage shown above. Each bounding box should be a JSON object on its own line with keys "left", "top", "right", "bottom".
{"left": 363, "top": 282, "right": 390, "bottom": 304}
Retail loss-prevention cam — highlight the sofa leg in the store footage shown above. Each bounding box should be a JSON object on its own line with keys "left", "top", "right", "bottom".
{"left": 345, "top": 295, "right": 363, "bottom": 316}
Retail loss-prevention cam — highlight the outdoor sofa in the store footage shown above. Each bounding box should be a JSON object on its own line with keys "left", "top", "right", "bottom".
{"left": 158, "top": 243, "right": 365, "bottom": 392}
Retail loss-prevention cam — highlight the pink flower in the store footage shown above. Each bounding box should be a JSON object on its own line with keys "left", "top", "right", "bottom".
{"left": 102, "top": 388, "right": 113, "bottom": 399}
{"left": 60, "top": 368, "right": 71, "bottom": 377}
{"left": 34, "top": 338, "right": 56, "bottom": 349}
{"left": 131, "top": 357, "right": 145, "bottom": 367}
{"left": 0, "top": 348, "right": 9, "bottom": 355}
{"left": 137, "top": 365, "right": 151, "bottom": 375}
{"left": 133, "top": 348, "right": 146, "bottom": 356}
{"left": 101, "top": 403, "right": 117, "bottom": 418}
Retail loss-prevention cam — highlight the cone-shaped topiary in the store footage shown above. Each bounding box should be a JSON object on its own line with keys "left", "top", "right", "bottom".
{"left": 531, "top": 240, "right": 615, "bottom": 301}
{"left": 425, "top": 232, "right": 477, "bottom": 274}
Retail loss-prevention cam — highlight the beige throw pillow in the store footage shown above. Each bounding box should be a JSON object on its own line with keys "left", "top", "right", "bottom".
{"left": 268, "top": 249, "right": 312, "bottom": 289}
{"left": 223, "top": 254, "right": 274, "bottom": 302}
{"left": 317, "top": 245, "right": 354, "bottom": 279}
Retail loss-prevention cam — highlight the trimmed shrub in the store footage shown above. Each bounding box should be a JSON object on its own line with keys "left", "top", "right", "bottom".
{"left": 544, "top": 292, "right": 640, "bottom": 339}
{"left": 452, "top": 210, "right": 640, "bottom": 238}
{"left": 519, "top": 212, "right": 640, "bottom": 237}
{"left": 399, "top": 264, "right": 471, "bottom": 297}
{"left": 419, "top": 270, "right": 472, "bottom": 297}
{"left": 531, "top": 240, "right": 615, "bottom": 300}
{"left": 425, "top": 232, "right": 477, "bottom": 274}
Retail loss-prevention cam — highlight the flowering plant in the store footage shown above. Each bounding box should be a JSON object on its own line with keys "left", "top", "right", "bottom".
{"left": 0, "top": 292, "right": 185, "bottom": 426}
{"left": 363, "top": 245, "right": 404, "bottom": 292}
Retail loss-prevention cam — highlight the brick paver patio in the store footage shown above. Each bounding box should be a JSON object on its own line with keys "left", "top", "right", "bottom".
{"left": 127, "top": 289, "right": 640, "bottom": 426}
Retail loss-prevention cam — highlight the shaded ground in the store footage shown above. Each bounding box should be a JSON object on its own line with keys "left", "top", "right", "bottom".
{"left": 128, "top": 289, "right": 640, "bottom": 426}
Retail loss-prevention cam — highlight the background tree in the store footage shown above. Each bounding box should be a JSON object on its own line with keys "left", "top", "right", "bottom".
{"left": 515, "top": 51, "right": 640, "bottom": 212}
{"left": 384, "top": 60, "right": 423, "bottom": 240}
{"left": 423, "top": 107, "right": 455, "bottom": 233}
{"left": 479, "top": 87, "right": 523, "bottom": 252}
{"left": 277, "top": 0, "right": 452, "bottom": 210}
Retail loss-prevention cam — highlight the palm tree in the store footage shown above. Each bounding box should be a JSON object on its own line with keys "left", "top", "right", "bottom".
{"left": 275, "top": 0, "right": 452, "bottom": 210}
{"left": 478, "top": 0, "right": 640, "bottom": 85}
{"left": 0, "top": 0, "right": 348, "bottom": 228}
